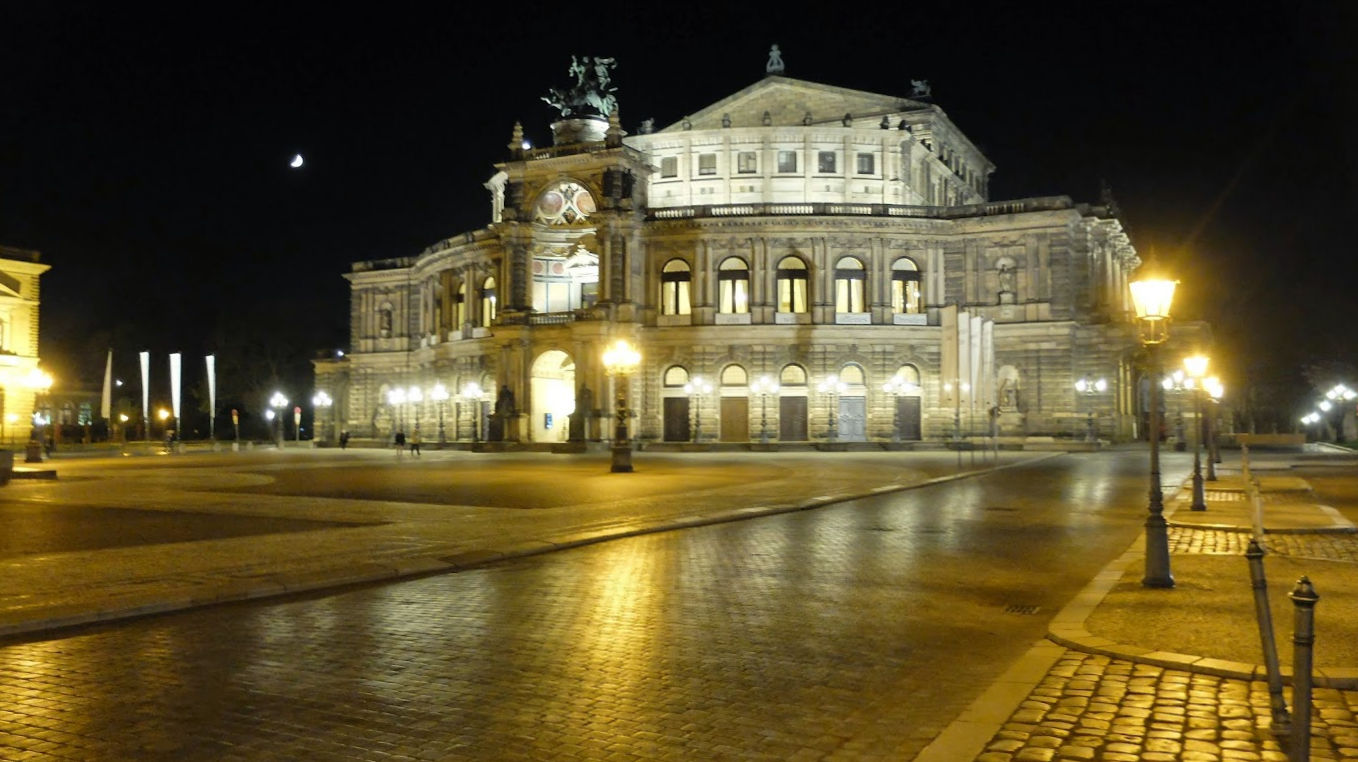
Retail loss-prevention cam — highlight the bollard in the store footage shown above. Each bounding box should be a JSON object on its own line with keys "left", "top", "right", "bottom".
{"left": 1246, "top": 539, "right": 1290, "bottom": 737}
{"left": 1290, "top": 576, "right": 1319, "bottom": 762}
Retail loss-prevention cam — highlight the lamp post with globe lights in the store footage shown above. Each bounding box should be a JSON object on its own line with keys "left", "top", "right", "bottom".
{"left": 1130, "top": 277, "right": 1177, "bottom": 588}
{"left": 1074, "top": 376, "right": 1107, "bottom": 443}
{"left": 269, "top": 392, "right": 289, "bottom": 447}
{"left": 430, "top": 383, "right": 450, "bottom": 445}
{"left": 387, "top": 387, "right": 406, "bottom": 436}
{"left": 311, "top": 391, "right": 333, "bottom": 444}
{"left": 1183, "top": 355, "right": 1210, "bottom": 511}
{"left": 683, "top": 376, "right": 713, "bottom": 443}
{"left": 1204, "top": 376, "right": 1223, "bottom": 481}
{"left": 816, "top": 375, "right": 846, "bottom": 443}
{"left": 460, "top": 382, "right": 485, "bottom": 443}
{"left": 750, "top": 375, "right": 779, "bottom": 444}
{"left": 602, "top": 339, "right": 641, "bottom": 473}
{"left": 408, "top": 386, "right": 423, "bottom": 438}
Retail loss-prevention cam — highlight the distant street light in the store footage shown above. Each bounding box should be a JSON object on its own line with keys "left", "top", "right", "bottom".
{"left": 430, "top": 383, "right": 450, "bottom": 445}
{"left": 269, "top": 391, "right": 288, "bottom": 447}
{"left": 1130, "top": 276, "right": 1177, "bottom": 589}
{"left": 816, "top": 375, "right": 846, "bottom": 443}
{"left": 751, "top": 375, "right": 780, "bottom": 444}
{"left": 461, "top": 382, "right": 485, "bottom": 443}
{"left": 1205, "top": 377, "right": 1223, "bottom": 481}
{"left": 312, "top": 391, "right": 333, "bottom": 444}
{"left": 602, "top": 339, "right": 641, "bottom": 473}
{"left": 387, "top": 387, "right": 407, "bottom": 434}
{"left": 1184, "top": 355, "right": 1209, "bottom": 511}
{"left": 408, "top": 386, "right": 423, "bottom": 437}
{"left": 1074, "top": 376, "right": 1107, "bottom": 443}
{"left": 683, "top": 376, "right": 712, "bottom": 443}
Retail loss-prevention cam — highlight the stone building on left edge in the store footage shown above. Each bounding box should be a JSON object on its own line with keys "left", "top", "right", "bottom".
{"left": 314, "top": 52, "right": 1210, "bottom": 449}
{"left": 0, "top": 245, "right": 52, "bottom": 446}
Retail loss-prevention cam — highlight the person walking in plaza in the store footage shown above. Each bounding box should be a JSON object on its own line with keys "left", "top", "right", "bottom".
{"left": 410, "top": 427, "right": 421, "bottom": 457}
{"left": 339, "top": 430, "right": 349, "bottom": 449}
{"left": 394, "top": 429, "right": 405, "bottom": 459}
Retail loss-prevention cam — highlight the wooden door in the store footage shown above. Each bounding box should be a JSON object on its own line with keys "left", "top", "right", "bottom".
{"left": 720, "top": 397, "right": 748, "bottom": 441}
{"left": 779, "top": 396, "right": 807, "bottom": 441}
{"left": 899, "top": 396, "right": 922, "bottom": 440}
{"left": 663, "top": 397, "right": 690, "bottom": 442}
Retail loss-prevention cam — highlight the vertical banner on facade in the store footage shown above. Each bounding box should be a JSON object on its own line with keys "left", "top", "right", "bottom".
{"left": 957, "top": 310, "right": 972, "bottom": 408}
{"left": 940, "top": 304, "right": 958, "bottom": 406}
{"left": 139, "top": 351, "right": 150, "bottom": 438}
{"left": 980, "top": 320, "right": 995, "bottom": 410}
{"left": 170, "top": 353, "right": 182, "bottom": 425}
{"left": 100, "top": 350, "right": 113, "bottom": 420}
{"left": 205, "top": 355, "right": 216, "bottom": 440}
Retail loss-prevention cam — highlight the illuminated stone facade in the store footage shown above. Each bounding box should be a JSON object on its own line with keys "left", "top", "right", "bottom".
{"left": 317, "top": 70, "right": 1193, "bottom": 447}
{"left": 0, "top": 245, "right": 51, "bottom": 443}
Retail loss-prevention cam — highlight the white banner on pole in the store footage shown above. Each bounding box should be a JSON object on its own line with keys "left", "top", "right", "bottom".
{"left": 100, "top": 350, "right": 113, "bottom": 420}
{"left": 139, "top": 351, "right": 150, "bottom": 437}
{"left": 205, "top": 355, "right": 216, "bottom": 440}
{"left": 170, "top": 353, "right": 182, "bottom": 422}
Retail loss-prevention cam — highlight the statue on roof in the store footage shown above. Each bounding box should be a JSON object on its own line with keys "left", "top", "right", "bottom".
{"left": 542, "top": 56, "right": 619, "bottom": 119}
{"left": 910, "top": 79, "right": 932, "bottom": 99}
{"left": 766, "top": 44, "right": 785, "bottom": 74}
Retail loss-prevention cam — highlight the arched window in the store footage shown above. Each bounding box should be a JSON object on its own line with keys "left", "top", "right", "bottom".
{"left": 660, "top": 259, "right": 692, "bottom": 316}
{"left": 663, "top": 366, "right": 690, "bottom": 387}
{"left": 834, "top": 257, "right": 866, "bottom": 313}
{"left": 717, "top": 258, "right": 750, "bottom": 314}
{"left": 776, "top": 257, "right": 809, "bottom": 313}
{"left": 891, "top": 364, "right": 922, "bottom": 395}
{"left": 839, "top": 363, "right": 865, "bottom": 386}
{"left": 779, "top": 364, "right": 808, "bottom": 387}
{"left": 480, "top": 277, "right": 497, "bottom": 327}
{"left": 891, "top": 258, "right": 924, "bottom": 314}
{"left": 720, "top": 365, "right": 748, "bottom": 387}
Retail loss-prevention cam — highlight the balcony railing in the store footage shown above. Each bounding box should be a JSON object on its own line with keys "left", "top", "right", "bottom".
{"left": 648, "top": 196, "right": 1073, "bottom": 221}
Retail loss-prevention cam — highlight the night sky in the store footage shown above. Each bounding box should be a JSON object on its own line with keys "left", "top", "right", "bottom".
{"left": 1, "top": 4, "right": 1354, "bottom": 420}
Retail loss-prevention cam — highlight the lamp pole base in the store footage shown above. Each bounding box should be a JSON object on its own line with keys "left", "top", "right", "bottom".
{"left": 610, "top": 444, "right": 633, "bottom": 473}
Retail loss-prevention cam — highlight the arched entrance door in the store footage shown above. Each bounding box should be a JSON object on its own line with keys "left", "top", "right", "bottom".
{"left": 530, "top": 350, "right": 576, "bottom": 443}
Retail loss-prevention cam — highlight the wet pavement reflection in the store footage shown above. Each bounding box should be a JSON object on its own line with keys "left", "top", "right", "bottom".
{"left": 0, "top": 453, "right": 1173, "bottom": 761}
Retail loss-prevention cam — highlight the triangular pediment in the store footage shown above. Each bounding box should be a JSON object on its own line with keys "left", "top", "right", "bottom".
{"left": 0, "top": 270, "right": 21, "bottom": 298}
{"left": 660, "top": 76, "right": 931, "bottom": 131}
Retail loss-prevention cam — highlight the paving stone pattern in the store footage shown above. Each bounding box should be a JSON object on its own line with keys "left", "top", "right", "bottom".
{"left": 975, "top": 651, "right": 1358, "bottom": 762}
{"left": 1168, "top": 527, "right": 1358, "bottom": 561}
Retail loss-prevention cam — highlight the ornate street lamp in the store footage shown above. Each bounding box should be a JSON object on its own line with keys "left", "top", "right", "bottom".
{"left": 430, "top": 383, "right": 450, "bottom": 445}
{"left": 1183, "top": 354, "right": 1209, "bottom": 511}
{"left": 602, "top": 339, "right": 641, "bottom": 473}
{"left": 408, "top": 385, "right": 423, "bottom": 438}
{"left": 1074, "top": 376, "right": 1108, "bottom": 443}
{"left": 816, "top": 375, "right": 846, "bottom": 442}
{"left": 460, "top": 382, "right": 484, "bottom": 443}
{"left": 1130, "top": 276, "right": 1177, "bottom": 588}
{"left": 386, "top": 387, "right": 406, "bottom": 434}
{"left": 269, "top": 391, "right": 289, "bottom": 447}
{"left": 750, "top": 375, "right": 779, "bottom": 444}
{"left": 1205, "top": 376, "right": 1223, "bottom": 481}
{"left": 683, "top": 376, "right": 712, "bottom": 443}
{"left": 311, "top": 390, "right": 333, "bottom": 444}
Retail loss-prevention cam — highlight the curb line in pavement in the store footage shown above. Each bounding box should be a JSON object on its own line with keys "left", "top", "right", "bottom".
{"left": 0, "top": 453, "right": 1062, "bottom": 640}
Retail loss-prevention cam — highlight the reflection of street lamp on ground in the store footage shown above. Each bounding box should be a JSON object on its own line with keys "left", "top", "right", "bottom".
{"left": 1074, "top": 376, "right": 1107, "bottom": 442}
{"left": 461, "top": 382, "right": 485, "bottom": 443}
{"left": 816, "top": 375, "right": 846, "bottom": 442}
{"left": 430, "top": 383, "right": 449, "bottom": 445}
{"left": 312, "top": 391, "right": 333, "bottom": 444}
{"left": 1184, "top": 354, "right": 1209, "bottom": 511}
{"left": 1130, "top": 276, "right": 1177, "bottom": 589}
{"left": 683, "top": 376, "right": 712, "bottom": 443}
{"left": 602, "top": 339, "right": 641, "bottom": 473}
{"left": 882, "top": 374, "right": 918, "bottom": 443}
{"left": 269, "top": 392, "right": 288, "bottom": 447}
{"left": 751, "top": 375, "right": 779, "bottom": 444}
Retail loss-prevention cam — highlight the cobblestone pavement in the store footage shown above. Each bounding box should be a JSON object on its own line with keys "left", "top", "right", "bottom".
{"left": 1168, "top": 527, "right": 1358, "bottom": 561}
{"left": 0, "top": 454, "right": 1157, "bottom": 761}
{"left": 976, "top": 651, "right": 1358, "bottom": 762}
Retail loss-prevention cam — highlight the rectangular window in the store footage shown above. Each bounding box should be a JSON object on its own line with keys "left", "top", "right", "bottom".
{"left": 737, "top": 151, "right": 757, "bottom": 174}
{"left": 660, "top": 157, "right": 678, "bottom": 178}
{"left": 777, "top": 150, "right": 798, "bottom": 173}
{"left": 818, "top": 151, "right": 837, "bottom": 174}
{"left": 662, "top": 281, "right": 692, "bottom": 315}
{"left": 778, "top": 278, "right": 808, "bottom": 313}
{"left": 698, "top": 153, "right": 717, "bottom": 176}
{"left": 718, "top": 279, "right": 749, "bottom": 314}
{"left": 856, "top": 153, "right": 875, "bottom": 175}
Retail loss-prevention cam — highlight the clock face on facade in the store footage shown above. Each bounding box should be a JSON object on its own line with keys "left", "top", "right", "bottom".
{"left": 534, "top": 182, "right": 595, "bottom": 225}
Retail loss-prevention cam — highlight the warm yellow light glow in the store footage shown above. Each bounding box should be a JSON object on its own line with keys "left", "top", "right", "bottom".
{"left": 602, "top": 339, "right": 641, "bottom": 376}
{"left": 430, "top": 383, "right": 449, "bottom": 402}
{"left": 118, "top": 413, "right": 129, "bottom": 423}
{"left": 156, "top": 408, "right": 170, "bottom": 421}
{"left": 1183, "top": 354, "right": 1209, "bottom": 379}
{"left": 1129, "top": 278, "right": 1177, "bottom": 321}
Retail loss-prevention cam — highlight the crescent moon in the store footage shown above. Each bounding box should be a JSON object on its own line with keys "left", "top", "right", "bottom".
{"left": 290, "top": 154, "right": 304, "bottom": 168}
